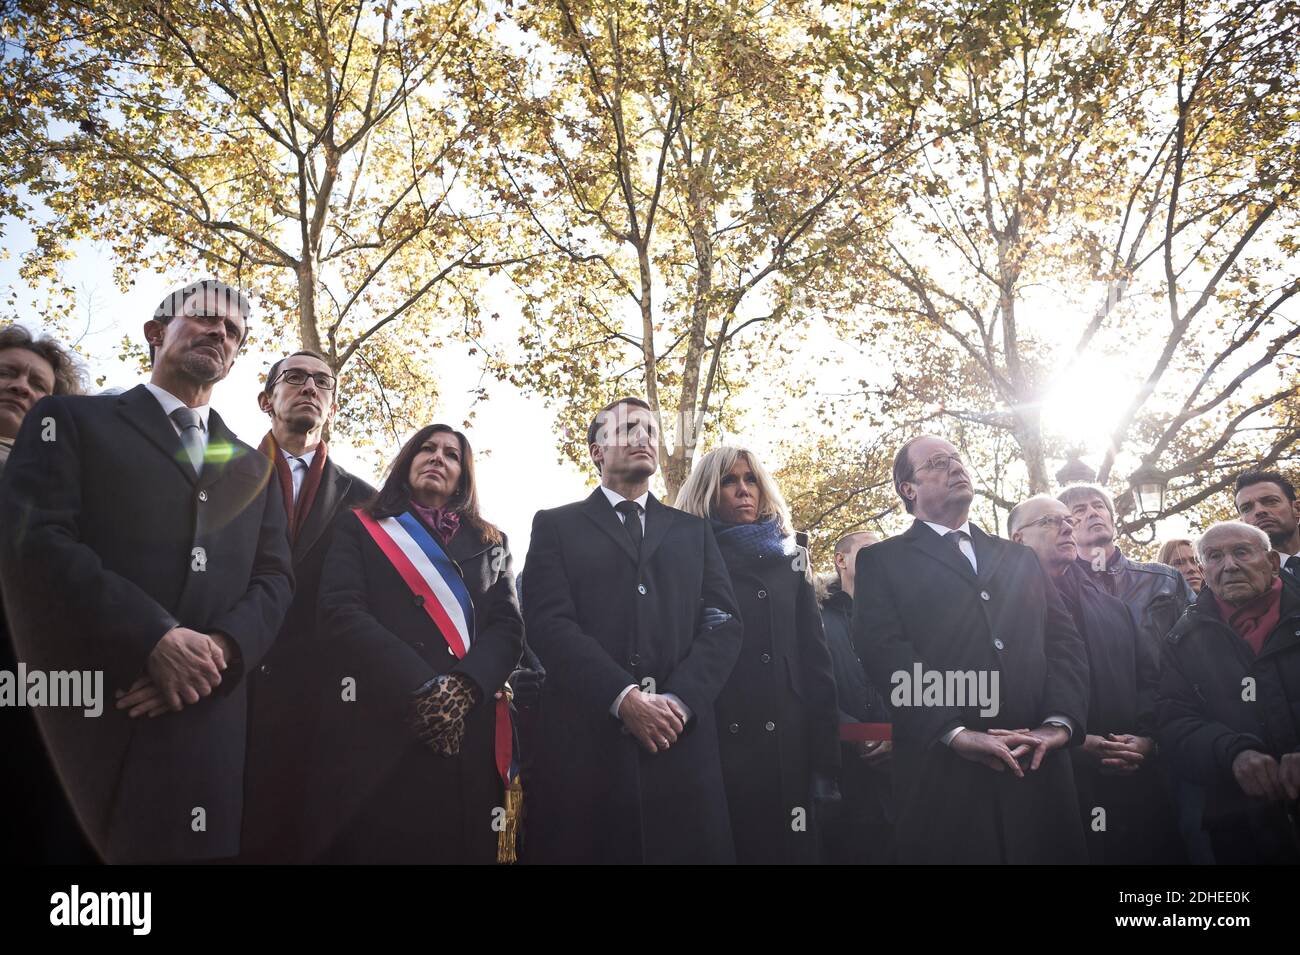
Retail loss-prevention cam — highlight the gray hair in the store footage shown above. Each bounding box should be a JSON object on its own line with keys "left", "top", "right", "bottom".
{"left": 1196, "top": 521, "right": 1271, "bottom": 563}
{"left": 1057, "top": 483, "right": 1116, "bottom": 520}
{"left": 1008, "top": 494, "right": 1064, "bottom": 536}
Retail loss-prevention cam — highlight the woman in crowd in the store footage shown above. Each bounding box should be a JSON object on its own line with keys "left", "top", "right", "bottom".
{"left": 314, "top": 424, "right": 523, "bottom": 863}
{"left": 675, "top": 446, "right": 839, "bottom": 864}
{"left": 1158, "top": 538, "right": 1205, "bottom": 596}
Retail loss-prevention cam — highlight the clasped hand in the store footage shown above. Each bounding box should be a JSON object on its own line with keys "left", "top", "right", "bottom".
{"left": 114, "top": 627, "right": 232, "bottom": 718}
{"left": 950, "top": 724, "right": 1070, "bottom": 777}
{"left": 619, "top": 688, "right": 686, "bottom": 754}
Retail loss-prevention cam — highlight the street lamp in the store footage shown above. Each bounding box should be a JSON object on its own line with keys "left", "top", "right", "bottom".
{"left": 1127, "top": 464, "right": 1168, "bottom": 544}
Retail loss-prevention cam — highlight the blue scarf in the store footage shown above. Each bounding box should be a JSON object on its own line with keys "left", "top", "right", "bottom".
{"left": 711, "top": 516, "right": 790, "bottom": 565}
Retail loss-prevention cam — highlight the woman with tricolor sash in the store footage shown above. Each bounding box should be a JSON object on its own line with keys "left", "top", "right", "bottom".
{"left": 312, "top": 424, "right": 524, "bottom": 863}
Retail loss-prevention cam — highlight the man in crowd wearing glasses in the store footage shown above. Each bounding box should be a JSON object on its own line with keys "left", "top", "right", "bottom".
{"left": 241, "top": 349, "right": 375, "bottom": 862}
{"left": 1010, "top": 495, "right": 1182, "bottom": 863}
{"left": 852, "top": 435, "right": 1089, "bottom": 862}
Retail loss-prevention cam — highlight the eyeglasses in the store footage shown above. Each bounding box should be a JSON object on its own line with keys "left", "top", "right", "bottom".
{"left": 272, "top": 369, "right": 336, "bottom": 392}
{"left": 1023, "top": 514, "right": 1075, "bottom": 531}
{"left": 916, "top": 453, "right": 963, "bottom": 474}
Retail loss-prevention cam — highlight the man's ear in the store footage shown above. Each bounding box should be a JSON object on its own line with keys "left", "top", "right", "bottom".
{"left": 1011, "top": 530, "right": 1024, "bottom": 545}
{"left": 257, "top": 390, "right": 273, "bottom": 414}
{"left": 590, "top": 443, "right": 603, "bottom": 474}
{"left": 1269, "top": 549, "right": 1281, "bottom": 576}
{"left": 143, "top": 319, "right": 163, "bottom": 348}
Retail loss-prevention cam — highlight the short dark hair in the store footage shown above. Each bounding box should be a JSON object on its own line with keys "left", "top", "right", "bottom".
{"left": 149, "top": 279, "right": 252, "bottom": 362}
{"left": 1234, "top": 470, "right": 1296, "bottom": 503}
{"left": 265, "top": 349, "right": 333, "bottom": 395}
{"left": 891, "top": 435, "right": 932, "bottom": 514}
{"left": 586, "top": 396, "right": 654, "bottom": 473}
{"left": 0, "top": 324, "right": 85, "bottom": 395}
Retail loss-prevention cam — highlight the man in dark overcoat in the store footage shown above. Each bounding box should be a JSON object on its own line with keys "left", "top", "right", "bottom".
{"left": 240, "top": 349, "right": 374, "bottom": 862}
{"left": 0, "top": 280, "right": 293, "bottom": 863}
{"left": 522, "top": 397, "right": 743, "bottom": 863}
{"left": 853, "top": 434, "right": 1090, "bottom": 863}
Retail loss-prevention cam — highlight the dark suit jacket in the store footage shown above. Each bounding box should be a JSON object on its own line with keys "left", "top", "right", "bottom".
{"left": 522, "top": 489, "right": 743, "bottom": 864}
{"left": 241, "top": 455, "right": 374, "bottom": 862}
{"left": 309, "top": 509, "right": 524, "bottom": 862}
{"left": 0, "top": 384, "right": 293, "bottom": 862}
{"left": 852, "top": 519, "right": 1089, "bottom": 863}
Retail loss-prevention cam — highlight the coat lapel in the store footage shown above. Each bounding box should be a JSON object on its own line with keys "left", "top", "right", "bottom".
{"left": 115, "top": 384, "right": 198, "bottom": 485}
{"left": 442, "top": 522, "right": 493, "bottom": 566}
{"left": 640, "top": 493, "right": 675, "bottom": 566}
{"left": 579, "top": 487, "right": 639, "bottom": 566}
{"left": 903, "top": 518, "right": 978, "bottom": 585}
{"left": 971, "top": 524, "right": 1007, "bottom": 583}
{"left": 198, "top": 410, "right": 257, "bottom": 492}
{"left": 292, "top": 460, "right": 350, "bottom": 564}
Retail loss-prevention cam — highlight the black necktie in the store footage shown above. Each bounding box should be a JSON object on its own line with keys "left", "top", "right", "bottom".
{"left": 615, "top": 500, "right": 643, "bottom": 552}
{"left": 945, "top": 529, "right": 973, "bottom": 571}
{"left": 1285, "top": 555, "right": 1300, "bottom": 578}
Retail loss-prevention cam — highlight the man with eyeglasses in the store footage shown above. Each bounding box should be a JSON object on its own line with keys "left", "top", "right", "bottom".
{"left": 0, "top": 280, "right": 294, "bottom": 862}
{"left": 1010, "top": 495, "right": 1182, "bottom": 863}
{"left": 852, "top": 435, "right": 1089, "bottom": 863}
{"left": 241, "top": 349, "right": 375, "bottom": 862}
{"left": 1158, "top": 520, "right": 1300, "bottom": 864}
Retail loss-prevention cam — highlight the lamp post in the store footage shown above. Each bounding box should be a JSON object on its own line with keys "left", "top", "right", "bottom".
{"left": 1127, "top": 464, "right": 1168, "bottom": 544}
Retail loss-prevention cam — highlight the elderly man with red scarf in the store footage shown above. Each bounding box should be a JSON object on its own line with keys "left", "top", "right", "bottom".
{"left": 1158, "top": 520, "right": 1300, "bottom": 864}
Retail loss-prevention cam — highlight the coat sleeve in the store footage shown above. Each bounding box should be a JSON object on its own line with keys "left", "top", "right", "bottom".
{"left": 318, "top": 511, "right": 437, "bottom": 714}
{"left": 452, "top": 534, "right": 525, "bottom": 699}
{"left": 852, "top": 545, "right": 963, "bottom": 748}
{"left": 0, "top": 396, "right": 179, "bottom": 691}
{"left": 1039, "top": 559, "right": 1090, "bottom": 743}
{"left": 797, "top": 571, "right": 841, "bottom": 774}
{"left": 1156, "top": 639, "right": 1267, "bottom": 785}
{"left": 209, "top": 468, "right": 294, "bottom": 689}
{"left": 522, "top": 508, "right": 639, "bottom": 720}
{"left": 659, "top": 521, "right": 743, "bottom": 720}
{"left": 1133, "top": 612, "right": 1161, "bottom": 738}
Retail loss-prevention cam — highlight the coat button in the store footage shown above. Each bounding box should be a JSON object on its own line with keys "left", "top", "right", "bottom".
{"left": 447, "top": 645, "right": 455, "bottom": 657}
{"left": 198, "top": 490, "right": 208, "bottom": 502}
{"left": 629, "top": 653, "right": 641, "bottom": 666}
{"left": 993, "top": 639, "right": 1005, "bottom": 651}
{"left": 413, "top": 595, "right": 425, "bottom": 607}
{"left": 637, "top": 584, "right": 647, "bottom": 595}
{"left": 980, "top": 591, "right": 990, "bottom": 601}
{"left": 729, "top": 722, "right": 740, "bottom": 734}
{"left": 764, "top": 720, "right": 776, "bottom": 731}
{"left": 258, "top": 664, "right": 271, "bottom": 677}
{"left": 757, "top": 589, "right": 767, "bottom": 599}
{"left": 760, "top": 652, "right": 771, "bottom": 663}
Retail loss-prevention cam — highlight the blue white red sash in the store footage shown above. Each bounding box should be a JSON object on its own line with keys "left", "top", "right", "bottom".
{"left": 355, "top": 508, "right": 517, "bottom": 789}
{"left": 355, "top": 509, "right": 475, "bottom": 658}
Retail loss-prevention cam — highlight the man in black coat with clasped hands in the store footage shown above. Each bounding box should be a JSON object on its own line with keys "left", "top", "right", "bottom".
{"left": 0, "top": 280, "right": 293, "bottom": 863}
{"left": 522, "top": 397, "right": 743, "bottom": 863}
{"left": 852, "top": 434, "right": 1089, "bottom": 863}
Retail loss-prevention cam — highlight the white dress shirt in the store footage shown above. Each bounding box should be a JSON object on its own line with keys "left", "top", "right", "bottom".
{"left": 598, "top": 485, "right": 692, "bottom": 724}
{"left": 281, "top": 447, "right": 317, "bottom": 503}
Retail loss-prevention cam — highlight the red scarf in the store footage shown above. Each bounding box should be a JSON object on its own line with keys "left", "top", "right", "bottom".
{"left": 259, "top": 432, "right": 328, "bottom": 544}
{"left": 1214, "top": 577, "right": 1283, "bottom": 656}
